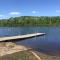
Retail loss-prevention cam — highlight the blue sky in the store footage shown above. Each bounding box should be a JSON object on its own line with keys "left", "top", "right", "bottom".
{"left": 0, "top": 0, "right": 60, "bottom": 19}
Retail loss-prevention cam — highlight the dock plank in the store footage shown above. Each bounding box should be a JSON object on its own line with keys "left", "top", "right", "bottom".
{"left": 0, "top": 33, "right": 45, "bottom": 42}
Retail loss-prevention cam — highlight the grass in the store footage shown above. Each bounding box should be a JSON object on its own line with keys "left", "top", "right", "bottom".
{"left": 0, "top": 51, "right": 38, "bottom": 60}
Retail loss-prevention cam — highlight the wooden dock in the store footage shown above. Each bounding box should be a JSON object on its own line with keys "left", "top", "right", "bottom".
{"left": 0, "top": 33, "right": 45, "bottom": 42}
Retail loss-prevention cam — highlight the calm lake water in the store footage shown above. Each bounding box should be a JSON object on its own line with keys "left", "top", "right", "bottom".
{"left": 0, "top": 26, "right": 60, "bottom": 56}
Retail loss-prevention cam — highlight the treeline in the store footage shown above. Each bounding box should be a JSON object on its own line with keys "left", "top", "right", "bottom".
{"left": 0, "top": 16, "right": 60, "bottom": 26}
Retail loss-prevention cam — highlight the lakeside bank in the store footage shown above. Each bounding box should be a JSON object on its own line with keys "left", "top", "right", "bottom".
{"left": 0, "top": 42, "right": 60, "bottom": 60}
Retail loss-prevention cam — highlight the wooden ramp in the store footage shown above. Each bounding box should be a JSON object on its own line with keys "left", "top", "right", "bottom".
{"left": 0, "top": 33, "right": 45, "bottom": 42}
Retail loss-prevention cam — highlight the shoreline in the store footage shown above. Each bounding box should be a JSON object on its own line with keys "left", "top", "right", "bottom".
{"left": 34, "top": 51, "right": 60, "bottom": 60}
{"left": 0, "top": 42, "right": 32, "bottom": 56}
{"left": 0, "top": 42, "right": 60, "bottom": 60}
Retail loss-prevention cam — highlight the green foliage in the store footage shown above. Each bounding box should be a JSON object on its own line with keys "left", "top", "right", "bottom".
{"left": 0, "top": 16, "right": 60, "bottom": 26}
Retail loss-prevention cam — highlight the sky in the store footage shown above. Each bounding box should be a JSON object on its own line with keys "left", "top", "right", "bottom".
{"left": 0, "top": 0, "right": 60, "bottom": 19}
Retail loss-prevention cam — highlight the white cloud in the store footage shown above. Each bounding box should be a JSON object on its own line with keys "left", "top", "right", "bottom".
{"left": 9, "top": 12, "right": 20, "bottom": 15}
{"left": 0, "top": 15, "right": 4, "bottom": 17}
{"left": 56, "top": 10, "right": 60, "bottom": 13}
{"left": 32, "top": 11, "right": 37, "bottom": 14}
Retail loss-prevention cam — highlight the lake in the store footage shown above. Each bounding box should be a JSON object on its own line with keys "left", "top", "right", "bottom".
{"left": 0, "top": 26, "right": 60, "bottom": 56}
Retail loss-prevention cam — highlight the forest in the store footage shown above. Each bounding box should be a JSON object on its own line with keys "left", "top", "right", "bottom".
{"left": 0, "top": 16, "right": 60, "bottom": 26}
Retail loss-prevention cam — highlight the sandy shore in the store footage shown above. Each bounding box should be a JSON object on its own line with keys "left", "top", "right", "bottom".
{"left": 0, "top": 42, "right": 31, "bottom": 56}
{"left": 0, "top": 42, "right": 60, "bottom": 60}
{"left": 33, "top": 51, "right": 60, "bottom": 60}
{"left": 0, "top": 42, "right": 42, "bottom": 60}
